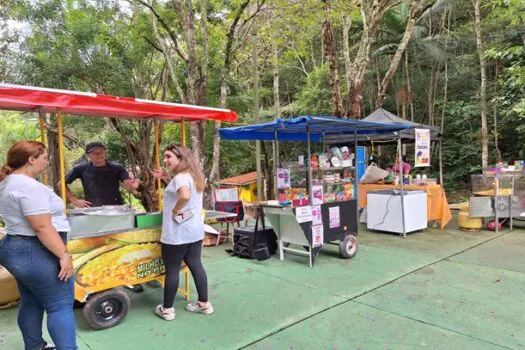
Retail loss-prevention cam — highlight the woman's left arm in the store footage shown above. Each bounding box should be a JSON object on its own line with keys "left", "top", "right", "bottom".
{"left": 171, "top": 186, "right": 191, "bottom": 215}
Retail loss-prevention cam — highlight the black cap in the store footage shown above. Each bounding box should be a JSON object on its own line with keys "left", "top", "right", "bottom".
{"left": 85, "top": 142, "right": 105, "bottom": 153}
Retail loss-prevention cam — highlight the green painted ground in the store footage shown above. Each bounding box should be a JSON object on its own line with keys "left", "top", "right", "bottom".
{"left": 1, "top": 222, "right": 525, "bottom": 350}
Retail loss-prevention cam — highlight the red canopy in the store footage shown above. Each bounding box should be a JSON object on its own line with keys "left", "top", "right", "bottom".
{"left": 0, "top": 83, "right": 238, "bottom": 122}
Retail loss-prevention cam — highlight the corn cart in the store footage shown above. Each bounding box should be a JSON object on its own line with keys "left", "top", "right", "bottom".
{"left": 0, "top": 83, "right": 238, "bottom": 329}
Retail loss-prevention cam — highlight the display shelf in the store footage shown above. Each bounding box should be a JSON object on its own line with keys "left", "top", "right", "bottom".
{"left": 315, "top": 166, "right": 355, "bottom": 171}
{"left": 470, "top": 173, "right": 525, "bottom": 232}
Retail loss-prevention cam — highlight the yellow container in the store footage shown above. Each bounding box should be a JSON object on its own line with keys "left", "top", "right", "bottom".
{"left": 239, "top": 183, "right": 258, "bottom": 203}
{"left": 457, "top": 211, "right": 482, "bottom": 230}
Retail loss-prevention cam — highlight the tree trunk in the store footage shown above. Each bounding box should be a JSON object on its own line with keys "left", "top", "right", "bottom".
{"left": 322, "top": 0, "right": 345, "bottom": 117}
{"left": 208, "top": 0, "right": 252, "bottom": 202}
{"left": 273, "top": 42, "right": 281, "bottom": 118}
{"left": 405, "top": 51, "right": 414, "bottom": 121}
{"left": 343, "top": 15, "right": 353, "bottom": 114}
{"left": 473, "top": 0, "right": 489, "bottom": 168}
{"left": 427, "top": 65, "right": 437, "bottom": 125}
{"left": 376, "top": 0, "right": 422, "bottom": 108}
{"left": 46, "top": 116, "right": 61, "bottom": 194}
{"left": 198, "top": 0, "right": 208, "bottom": 105}
{"left": 493, "top": 61, "right": 502, "bottom": 161}
{"left": 440, "top": 8, "right": 450, "bottom": 135}
{"left": 349, "top": 0, "right": 396, "bottom": 118}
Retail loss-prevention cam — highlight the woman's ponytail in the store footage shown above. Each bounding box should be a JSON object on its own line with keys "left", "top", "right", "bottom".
{"left": 0, "top": 164, "right": 13, "bottom": 182}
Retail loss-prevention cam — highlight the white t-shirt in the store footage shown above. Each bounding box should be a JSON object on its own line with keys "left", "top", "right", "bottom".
{"left": 0, "top": 174, "right": 70, "bottom": 236}
{"left": 161, "top": 173, "right": 204, "bottom": 245}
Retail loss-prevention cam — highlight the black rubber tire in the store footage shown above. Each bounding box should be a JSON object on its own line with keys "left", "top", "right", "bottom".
{"left": 339, "top": 235, "right": 358, "bottom": 259}
{"left": 83, "top": 289, "right": 130, "bottom": 330}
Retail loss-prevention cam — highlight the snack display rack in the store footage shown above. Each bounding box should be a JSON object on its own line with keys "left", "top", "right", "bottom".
{"left": 471, "top": 173, "right": 525, "bottom": 232}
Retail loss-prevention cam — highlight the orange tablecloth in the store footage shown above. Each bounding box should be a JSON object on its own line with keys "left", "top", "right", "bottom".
{"left": 358, "top": 184, "right": 452, "bottom": 229}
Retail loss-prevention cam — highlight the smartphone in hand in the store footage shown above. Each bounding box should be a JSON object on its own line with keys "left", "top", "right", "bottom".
{"left": 173, "top": 210, "right": 194, "bottom": 223}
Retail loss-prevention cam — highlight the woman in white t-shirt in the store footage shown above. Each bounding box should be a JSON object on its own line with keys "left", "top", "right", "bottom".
{"left": 152, "top": 143, "right": 213, "bottom": 321}
{"left": 0, "top": 140, "right": 76, "bottom": 350}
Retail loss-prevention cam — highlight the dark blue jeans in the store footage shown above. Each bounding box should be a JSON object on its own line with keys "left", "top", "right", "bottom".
{"left": 0, "top": 233, "right": 77, "bottom": 350}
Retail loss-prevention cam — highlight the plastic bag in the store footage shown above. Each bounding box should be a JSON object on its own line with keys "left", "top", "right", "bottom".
{"left": 359, "top": 163, "right": 390, "bottom": 184}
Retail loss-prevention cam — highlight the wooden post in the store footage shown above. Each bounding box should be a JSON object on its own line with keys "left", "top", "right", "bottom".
{"left": 57, "top": 111, "right": 67, "bottom": 203}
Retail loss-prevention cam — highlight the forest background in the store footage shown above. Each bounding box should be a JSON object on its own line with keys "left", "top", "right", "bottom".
{"left": 1, "top": 0, "right": 524, "bottom": 210}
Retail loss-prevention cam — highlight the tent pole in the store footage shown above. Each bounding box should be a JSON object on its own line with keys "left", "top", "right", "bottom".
{"left": 155, "top": 121, "right": 163, "bottom": 211}
{"left": 398, "top": 135, "right": 406, "bottom": 238}
{"left": 256, "top": 141, "right": 262, "bottom": 201}
{"left": 307, "top": 125, "right": 313, "bottom": 205}
{"left": 181, "top": 119, "right": 186, "bottom": 146}
{"left": 38, "top": 110, "right": 48, "bottom": 186}
{"left": 354, "top": 129, "right": 359, "bottom": 234}
{"left": 439, "top": 139, "right": 443, "bottom": 185}
{"left": 273, "top": 130, "right": 278, "bottom": 199}
{"left": 57, "top": 111, "right": 67, "bottom": 204}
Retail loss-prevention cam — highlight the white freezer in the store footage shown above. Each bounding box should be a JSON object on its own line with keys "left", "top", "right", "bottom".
{"left": 367, "top": 190, "right": 427, "bottom": 234}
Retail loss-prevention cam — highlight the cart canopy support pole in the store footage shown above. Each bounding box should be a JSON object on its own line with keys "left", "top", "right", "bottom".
{"left": 273, "top": 130, "right": 278, "bottom": 198}
{"left": 154, "top": 121, "right": 163, "bottom": 211}
{"left": 398, "top": 135, "right": 406, "bottom": 237}
{"left": 307, "top": 125, "right": 313, "bottom": 205}
{"left": 38, "top": 110, "right": 48, "bottom": 185}
{"left": 354, "top": 129, "right": 358, "bottom": 234}
{"left": 181, "top": 119, "right": 186, "bottom": 146}
{"left": 57, "top": 111, "right": 67, "bottom": 204}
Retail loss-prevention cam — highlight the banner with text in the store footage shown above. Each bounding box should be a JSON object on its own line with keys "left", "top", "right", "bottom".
{"left": 415, "top": 128, "right": 430, "bottom": 167}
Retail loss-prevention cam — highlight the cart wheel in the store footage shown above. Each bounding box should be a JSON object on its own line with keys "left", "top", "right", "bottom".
{"left": 339, "top": 235, "right": 358, "bottom": 259}
{"left": 83, "top": 289, "right": 130, "bottom": 330}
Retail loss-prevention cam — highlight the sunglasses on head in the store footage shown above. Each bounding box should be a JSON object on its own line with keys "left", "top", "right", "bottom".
{"left": 166, "top": 143, "right": 183, "bottom": 157}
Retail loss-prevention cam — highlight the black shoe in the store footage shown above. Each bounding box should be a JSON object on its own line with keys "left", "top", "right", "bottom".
{"left": 125, "top": 284, "right": 144, "bottom": 293}
{"left": 39, "top": 343, "right": 56, "bottom": 350}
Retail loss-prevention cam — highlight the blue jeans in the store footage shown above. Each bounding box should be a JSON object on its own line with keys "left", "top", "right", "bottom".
{"left": 0, "top": 233, "right": 77, "bottom": 350}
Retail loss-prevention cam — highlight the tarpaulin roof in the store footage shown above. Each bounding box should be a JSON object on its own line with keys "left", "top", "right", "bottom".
{"left": 0, "top": 83, "right": 238, "bottom": 122}
{"left": 324, "top": 108, "right": 441, "bottom": 143}
{"left": 219, "top": 116, "right": 411, "bottom": 142}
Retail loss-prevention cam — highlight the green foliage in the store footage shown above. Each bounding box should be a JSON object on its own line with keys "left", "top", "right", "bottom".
{"left": 0, "top": 112, "right": 40, "bottom": 165}
{"left": 296, "top": 64, "right": 332, "bottom": 115}
{"left": 1, "top": 0, "right": 525, "bottom": 200}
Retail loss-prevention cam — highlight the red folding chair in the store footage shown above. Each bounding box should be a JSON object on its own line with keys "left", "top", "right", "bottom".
{"left": 214, "top": 188, "right": 244, "bottom": 240}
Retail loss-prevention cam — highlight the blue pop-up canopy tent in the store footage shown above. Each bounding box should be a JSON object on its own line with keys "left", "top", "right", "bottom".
{"left": 219, "top": 116, "right": 415, "bottom": 237}
{"left": 219, "top": 115, "right": 411, "bottom": 142}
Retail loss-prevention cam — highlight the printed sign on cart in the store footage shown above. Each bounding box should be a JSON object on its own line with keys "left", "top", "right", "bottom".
{"left": 276, "top": 168, "right": 291, "bottom": 189}
{"left": 312, "top": 205, "right": 322, "bottom": 225}
{"left": 312, "top": 185, "right": 323, "bottom": 205}
{"left": 329, "top": 206, "right": 340, "bottom": 228}
{"left": 312, "top": 224, "right": 324, "bottom": 247}
{"left": 415, "top": 128, "right": 430, "bottom": 167}
{"left": 295, "top": 205, "right": 312, "bottom": 223}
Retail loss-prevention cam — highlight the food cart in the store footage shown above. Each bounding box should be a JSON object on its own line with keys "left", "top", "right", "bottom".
{"left": 470, "top": 170, "right": 525, "bottom": 232}
{"left": 0, "top": 83, "right": 238, "bottom": 329}
{"left": 219, "top": 116, "right": 410, "bottom": 267}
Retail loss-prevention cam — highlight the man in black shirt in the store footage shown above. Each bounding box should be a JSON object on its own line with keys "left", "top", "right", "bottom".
{"left": 65, "top": 142, "right": 139, "bottom": 208}
{"left": 65, "top": 142, "right": 144, "bottom": 293}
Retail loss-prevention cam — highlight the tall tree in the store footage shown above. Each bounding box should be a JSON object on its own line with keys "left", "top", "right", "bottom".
{"left": 472, "top": 0, "right": 489, "bottom": 168}
{"left": 322, "top": 0, "right": 345, "bottom": 117}
{"left": 376, "top": 0, "right": 426, "bottom": 108}
{"left": 209, "top": 0, "right": 264, "bottom": 188}
{"left": 348, "top": 0, "right": 399, "bottom": 118}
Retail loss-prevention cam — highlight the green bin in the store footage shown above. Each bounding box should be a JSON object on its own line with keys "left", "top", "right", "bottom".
{"left": 135, "top": 212, "right": 162, "bottom": 228}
